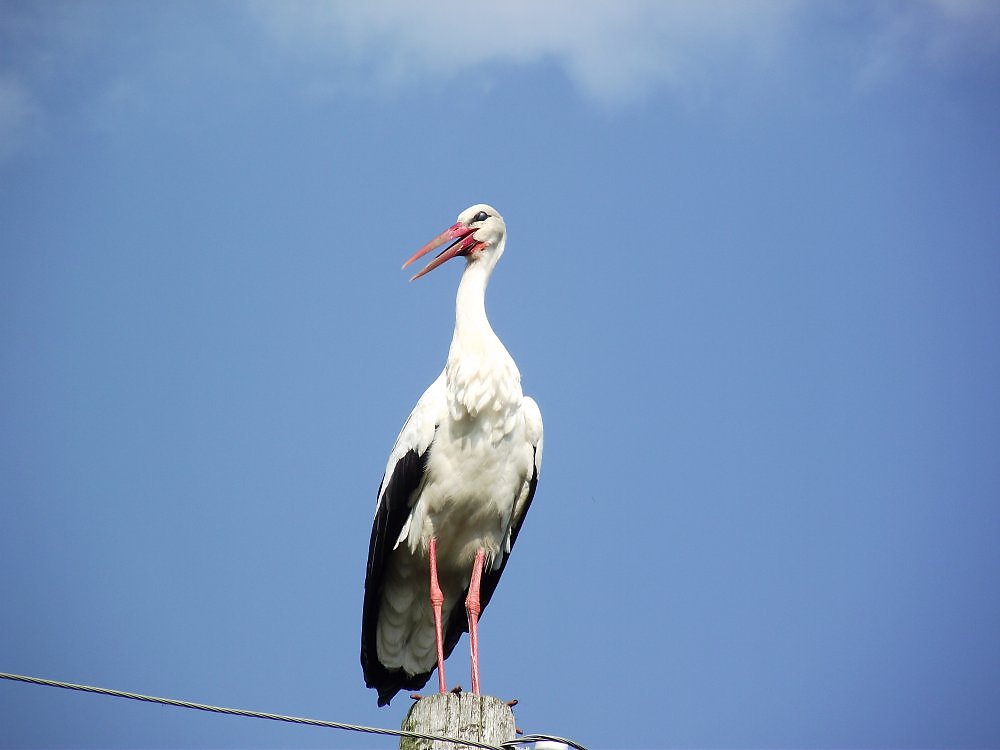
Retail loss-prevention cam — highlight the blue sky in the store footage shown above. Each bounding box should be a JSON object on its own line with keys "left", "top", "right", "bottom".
{"left": 2, "top": 2, "right": 999, "bottom": 748}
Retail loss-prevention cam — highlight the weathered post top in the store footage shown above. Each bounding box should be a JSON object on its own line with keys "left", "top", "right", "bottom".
{"left": 400, "top": 693, "right": 515, "bottom": 750}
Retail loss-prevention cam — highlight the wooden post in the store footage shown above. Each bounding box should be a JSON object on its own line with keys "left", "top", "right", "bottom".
{"left": 400, "top": 693, "right": 515, "bottom": 750}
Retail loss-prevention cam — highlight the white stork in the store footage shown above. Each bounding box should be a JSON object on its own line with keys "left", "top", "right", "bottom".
{"left": 361, "top": 204, "right": 543, "bottom": 706}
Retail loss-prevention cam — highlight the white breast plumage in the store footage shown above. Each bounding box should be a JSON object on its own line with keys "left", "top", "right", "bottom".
{"left": 445, "top": 346, "right": 523, "bottom": 442}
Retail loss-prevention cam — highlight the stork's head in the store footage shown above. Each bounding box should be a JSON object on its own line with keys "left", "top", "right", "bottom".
{"left": 402, "top": 204, "right": 506, "bottom": 280}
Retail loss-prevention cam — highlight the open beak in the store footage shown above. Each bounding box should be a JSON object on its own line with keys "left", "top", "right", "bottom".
{"left": 402, "top": 222, "right": 486, "bottom": 281}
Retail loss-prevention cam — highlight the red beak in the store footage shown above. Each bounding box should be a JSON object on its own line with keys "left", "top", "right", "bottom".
{"left": 402, "top": 222, "right": 485, "bottom": 281}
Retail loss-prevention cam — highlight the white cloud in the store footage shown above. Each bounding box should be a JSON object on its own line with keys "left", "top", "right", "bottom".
{"left": 248, "top": 0, "right": 800, "bottom": 105}
{"left": 1, "top": 0, "right": 996, "bottom": 163}
{"left": 248, "top": 0, "right": 1000, "bottom": 105}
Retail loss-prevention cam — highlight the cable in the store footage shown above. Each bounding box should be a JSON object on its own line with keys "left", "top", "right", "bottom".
{"left": 0, "top": 672, "right": 587, "bottom": 750}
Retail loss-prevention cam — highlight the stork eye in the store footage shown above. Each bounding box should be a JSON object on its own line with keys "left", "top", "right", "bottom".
{"left": 472, "top": 211, "right": 489, "bottom": 223}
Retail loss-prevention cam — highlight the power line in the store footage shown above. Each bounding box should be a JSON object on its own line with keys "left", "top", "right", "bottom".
{"left": 0, "top": 671, "right": 586, "bottom": 750}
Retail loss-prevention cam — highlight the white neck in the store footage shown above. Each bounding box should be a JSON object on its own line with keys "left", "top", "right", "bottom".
{"left": 444, "top": 246, "right": 521, "bottom": 425}
{"left": 452, "top": 258, "right": 495, "bottom": 348}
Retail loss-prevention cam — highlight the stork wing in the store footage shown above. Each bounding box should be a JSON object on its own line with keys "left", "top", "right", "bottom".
{"left": 361, "top": 373, "right": 445, "bottom": 702}
{"left": 441, "top": 395, "right": 544, "bottom": 656}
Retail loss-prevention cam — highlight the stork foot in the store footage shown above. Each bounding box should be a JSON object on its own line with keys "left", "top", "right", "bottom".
{"left": 414, "top": 686, "right": 518, "bottom": 704}
{"left": 414, "top": 686, "right": 463, "bottom": 699}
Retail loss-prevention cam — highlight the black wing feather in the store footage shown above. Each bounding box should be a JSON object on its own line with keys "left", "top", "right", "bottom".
{"left": 360, "top": 448, "right": 430, "bottom": 706}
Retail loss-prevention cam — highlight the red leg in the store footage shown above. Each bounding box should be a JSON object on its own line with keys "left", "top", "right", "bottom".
{"left": 428, "top": 537, "right": 447, "bottom": 694}
{"left": 466, "top": 549, "right": 486, "bottom": 695}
